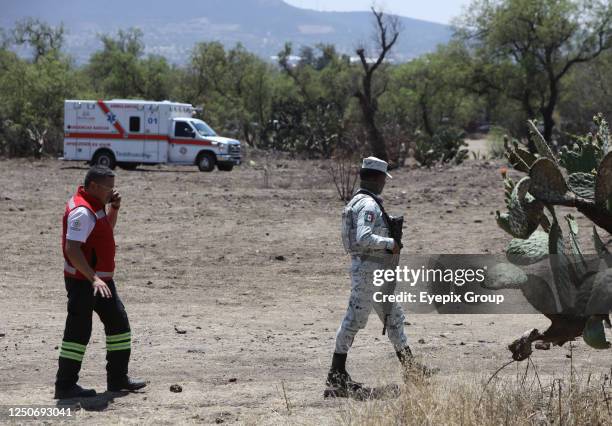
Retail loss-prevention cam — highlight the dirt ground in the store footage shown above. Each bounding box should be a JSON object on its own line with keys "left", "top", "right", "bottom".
{"left": 0, "top": 155, "right": 610, "bottom": 425}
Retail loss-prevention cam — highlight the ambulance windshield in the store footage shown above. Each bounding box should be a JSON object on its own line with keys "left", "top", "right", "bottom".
{"left": 192, "top": 120, "right": 217, "bottom": 137}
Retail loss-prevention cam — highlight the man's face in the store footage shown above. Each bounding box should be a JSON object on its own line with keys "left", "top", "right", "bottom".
{"left": 88, "top": 176, "right": 115, "bottom": 204}
{"left": 373, "top": 173, "right": 387, "bottom": 194}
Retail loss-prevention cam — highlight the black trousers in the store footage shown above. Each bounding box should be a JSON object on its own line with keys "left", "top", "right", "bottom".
{"left": 55, "top": 277, "right": 131, "bottom": 389}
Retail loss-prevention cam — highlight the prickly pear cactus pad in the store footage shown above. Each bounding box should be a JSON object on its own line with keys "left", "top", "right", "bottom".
{"left": 483, "top": 262, "right": 528, "bottom": 289}
{"left": 567, "top": 172, "right": 596, "bottom": 200}
{"left": 595, "top": 152, "right": 612, "bottom": 212}
{"left": 583, "top": 316, "right": 611, "bottom": 349}
{"left": 505, "top": 231, "right": 549, "bottom": 266}
{"left": 496, "top": 176, "right": 544, "bottom": 238}
{"left": 505, "top": 139, "right": 537, "bottom": 173}
{"left": 593, "top": 227, "right": 612, "bottom": 267}
{"left": 529, "top": 158, "right": 573, "bottom": 205}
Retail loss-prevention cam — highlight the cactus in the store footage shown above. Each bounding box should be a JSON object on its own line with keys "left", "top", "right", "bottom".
{"left": 527, "top": 120, "right": 557, "bottom": 162}
{"left": 529, "top": 158, "right": 574, "bottom": 205}
{"left": 495, "top": 176, "right": 545, "bottom": 239}
{"left": 484, "top": 263, "right": 528, "bottom": 289}
{"left": 595, "top": 151, "right": 612, "bottom": 212}
{"left": 494, "top": 115, "right": 612, "bottom": 359}
{"left": 559, "top": 114, "right": 610, "bottom": 174}
{"left": 504, "top": 138, "right": 537, "bottom": 173}
{"left": 505, "top": 231, "right": 549, "bottom": 266}
{"left": 567, "top": 172, "right": 596, "bottom": 200}
{"left": 593, "top": 227, "right": 612, "bottom": 267}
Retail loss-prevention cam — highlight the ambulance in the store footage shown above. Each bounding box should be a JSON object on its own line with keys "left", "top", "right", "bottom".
{"left": 62, "top": 99, "right": 241, "bottom": 171}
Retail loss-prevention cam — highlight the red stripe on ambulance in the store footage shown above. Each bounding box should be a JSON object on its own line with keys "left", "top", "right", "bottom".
{"left": 97, "top": 100, "right": 127, "bottom": 135}
{"left": 65, "top": 132, "right": 213, "bottom": 146}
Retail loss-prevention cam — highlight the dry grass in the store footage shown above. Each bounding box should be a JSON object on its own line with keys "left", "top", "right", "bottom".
{"left": 340, "top": 361, "right": 612, "bottom": 425}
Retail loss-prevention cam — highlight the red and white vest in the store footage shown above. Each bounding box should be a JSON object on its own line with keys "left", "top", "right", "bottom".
{"left": 62, "top": 186, "right": 116, "bottom": 281}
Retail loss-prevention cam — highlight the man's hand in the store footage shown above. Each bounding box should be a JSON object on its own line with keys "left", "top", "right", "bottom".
{"left": 392, "top": 241, "right": 401, "bottom": 254}
{"left": 92, "top": 276, "right": 112, "bottom": 298}
{"left": 110, "top": 190, "right": 121, "bottom": 209}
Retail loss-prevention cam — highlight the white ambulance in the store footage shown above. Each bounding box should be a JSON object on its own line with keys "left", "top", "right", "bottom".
{"left": 62, "top": 99, "right": 241, "bottom": 171}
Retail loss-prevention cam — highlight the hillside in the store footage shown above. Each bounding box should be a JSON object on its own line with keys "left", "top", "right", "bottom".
{"left": 1, "top": 0, "right": 452, "bottom": 64}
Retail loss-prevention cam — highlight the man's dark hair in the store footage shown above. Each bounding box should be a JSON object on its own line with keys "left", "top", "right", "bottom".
{"left": 359, "top": 168, "right": 385, "bottom": 181}
{"left": 84, "top": 165, "right": 115, "bottom": 188}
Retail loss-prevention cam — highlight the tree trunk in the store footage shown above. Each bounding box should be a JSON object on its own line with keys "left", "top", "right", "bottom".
{"left": 420, "top": 97, "right": 434, "bottom": 137}
{"left": 357, "top": 93, "right": 387, "bottom": 161}
{"left": 541, "top": 79, "right": 558, "bottom": 145}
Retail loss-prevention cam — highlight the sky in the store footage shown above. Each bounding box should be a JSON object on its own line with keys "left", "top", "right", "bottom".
{"left": 284, "top": 0, "right": 471, "bottom": 25}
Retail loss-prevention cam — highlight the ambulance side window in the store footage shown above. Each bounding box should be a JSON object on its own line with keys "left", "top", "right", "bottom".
{"left": 175, "top": 121, "right": 194, "bottom": 138}
{"left": 129, "top": 116, "right": 140, "bottom": 132}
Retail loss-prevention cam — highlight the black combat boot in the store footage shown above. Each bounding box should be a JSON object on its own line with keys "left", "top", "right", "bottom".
{"left": 108, "top": 376, "right": 147, "bottom": 392}
{"left": 54, "top": 384, "right": 97, "bottom": 399}
{"left": 396, "top": 346, "right": 438, "bottom": 379}
{"left": 326, "top": 353, "right": 363, "bottom": 390}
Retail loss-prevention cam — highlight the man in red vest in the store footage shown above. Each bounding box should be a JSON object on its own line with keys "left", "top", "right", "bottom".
{"left": 55, "top": 165, "right": 146, "bottom": 399}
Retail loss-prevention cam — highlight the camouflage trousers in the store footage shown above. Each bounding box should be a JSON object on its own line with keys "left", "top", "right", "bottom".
{"left": 334, "top": 256, "right": 408, "bottom": 354}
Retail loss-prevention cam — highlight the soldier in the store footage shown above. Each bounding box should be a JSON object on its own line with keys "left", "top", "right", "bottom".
{"left": 55, "top": 166, "right": 146, "bottom": 399}
{"left": 327, "top": 156, "right": 430, "bottom": 394}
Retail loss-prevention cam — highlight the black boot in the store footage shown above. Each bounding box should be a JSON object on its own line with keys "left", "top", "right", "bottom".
{"left": 396, "top": 346, "right": 438, "bottom": 378}
{"left": 54, "top": 384, "right": 97, "bottom": 399}
{"left": 108, "top": 376, "right": 147, "bottom": 392}
{"left": 55, "top": 357, "right": 96, "bottom": 399}
{"left": 326, "top": 353, "right": 362, "bottom": 390}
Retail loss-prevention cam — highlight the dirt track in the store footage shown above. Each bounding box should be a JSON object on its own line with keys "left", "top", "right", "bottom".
{"left": 0, "top": 157, "right": 610, "bottom": 424}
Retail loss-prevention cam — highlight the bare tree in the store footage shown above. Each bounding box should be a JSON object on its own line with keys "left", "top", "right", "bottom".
{"left": 354, "top": 8, "right": 400, "bottom": 162}
{"left": 328, "top": 152, "right": 359, "bottom": 202}
{"left": 12, "top": 18, "right": 64, "bottom": 63}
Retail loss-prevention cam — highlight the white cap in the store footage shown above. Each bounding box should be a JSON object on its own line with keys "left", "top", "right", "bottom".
{"left": 361, "top": 156, "right": 392, "bottom": 178}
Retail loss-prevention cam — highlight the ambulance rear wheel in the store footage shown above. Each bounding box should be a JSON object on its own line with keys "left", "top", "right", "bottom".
{"left": 91, "top": 150, "right": 116, "bottom": 170}
{"left": 197, "top": 152, "right": 216, "bottom": 172}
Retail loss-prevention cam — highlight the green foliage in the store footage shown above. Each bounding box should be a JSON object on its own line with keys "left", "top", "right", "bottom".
{"left": 380, "top": 42, "right": 480, "bottom": 139}
{"left": 181, "top": 42, "right": 275, "bottom": 146}
{"left": 0, "top": 43, "right": 80, "bottom": 156}
{"left": 456, "top": 0, "right": 612, "bottom": 142}
{"left": 413, "top": 126, "right": 469, "bottom": 167}
{"left": 86, "top": 28, "right": 173, "bottom": 101}
{"left": 488, "top": 126, "right": 508, "bottom": 159}
{"left": 560, "top": 51, "right": 612, "bottom": 138}
{"left": 271, "top": 43, "right": 356, "bottom": 157}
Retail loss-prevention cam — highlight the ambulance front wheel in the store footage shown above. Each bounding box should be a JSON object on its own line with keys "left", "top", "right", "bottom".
{"left": 91, "top": 149, "right": 116, "bottom": 170}
{"left": 197, "top": 152, "right": 216, "bottom": 172}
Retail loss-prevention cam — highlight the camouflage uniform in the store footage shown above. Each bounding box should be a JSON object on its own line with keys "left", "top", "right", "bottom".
{"left": 336, "top": 189, "right": 408, "bottom": 354}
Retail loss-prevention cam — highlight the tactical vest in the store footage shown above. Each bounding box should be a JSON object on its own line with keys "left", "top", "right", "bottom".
{"left": 62, "top": 186, "right": 116, "bottom": 281}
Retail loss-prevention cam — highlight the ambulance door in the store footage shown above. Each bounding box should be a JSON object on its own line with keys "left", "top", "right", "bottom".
{"left": 144, "top": 106, "right": 162, "bottom": 163}
{"left": 169, "top": 120, "right": 196, "bottom": 164}
{"left": 71, "top": 103, "right": 93, "bottom": 160}
{"left": 124, "top": 109, "right": 145, "bottom": 162}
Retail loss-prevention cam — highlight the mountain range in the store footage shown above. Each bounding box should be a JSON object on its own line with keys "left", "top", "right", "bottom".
{"left": 2, "top": 0, "right": 453, "bottom": 64}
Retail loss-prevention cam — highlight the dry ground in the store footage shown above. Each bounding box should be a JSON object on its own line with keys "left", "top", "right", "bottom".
{"left": 0, "top": 156, "right": 610, "bottom": 425}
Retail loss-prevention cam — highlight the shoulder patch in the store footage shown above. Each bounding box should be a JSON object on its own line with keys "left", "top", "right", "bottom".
{"left": 364, "top": 211, "right": 375, "bottom": 223}
{"left": 70, "top": 218, "right": 81, "bottom": 230}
